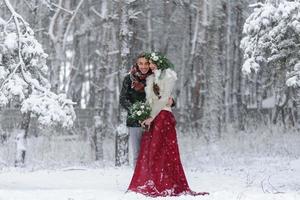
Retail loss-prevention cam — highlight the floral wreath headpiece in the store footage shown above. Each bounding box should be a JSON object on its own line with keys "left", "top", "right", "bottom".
{"left": 145, "top": 52, "right": 174, "bottom": 70}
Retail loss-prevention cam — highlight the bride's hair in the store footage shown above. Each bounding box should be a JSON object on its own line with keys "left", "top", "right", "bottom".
{"left": 153, "top": 83, "right": 161, "bottom": 99}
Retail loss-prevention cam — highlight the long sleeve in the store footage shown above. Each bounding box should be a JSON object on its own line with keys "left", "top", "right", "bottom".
{"left": 145, "top": 69, "right": 177, "bottom": 119}
{"left": 119, "top": 75, "right": 132, "bottom": 111}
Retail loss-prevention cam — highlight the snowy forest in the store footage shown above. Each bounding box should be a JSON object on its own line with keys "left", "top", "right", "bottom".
{"left": 0, "top": 0, "right": 299, "bottom": 200}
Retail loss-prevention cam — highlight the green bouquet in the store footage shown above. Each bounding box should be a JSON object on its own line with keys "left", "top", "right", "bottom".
{"left": 128, "top": 101, "right": 152, "bottom": 124}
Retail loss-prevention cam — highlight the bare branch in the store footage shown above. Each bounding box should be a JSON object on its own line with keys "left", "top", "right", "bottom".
{"left": 63, "top": 0, "right": 86, "bottom": 50}
{"left": 48, "top": 0, "right": 62, "bottom": 43}
{"left": 44, "top": 0, "right": 74, "bottom": 14}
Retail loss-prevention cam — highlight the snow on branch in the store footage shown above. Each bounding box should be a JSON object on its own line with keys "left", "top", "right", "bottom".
{"left": 248, "top": 3, "right": 265, "bottom": 8}
{"left": 41, "top": 0, "right": 74, "bottom": 14}
{"left": 0, "top": 0, "right": 76, "bottom": 128}
{"left": 240, "top": 0, "right": 300, "bottom": 87}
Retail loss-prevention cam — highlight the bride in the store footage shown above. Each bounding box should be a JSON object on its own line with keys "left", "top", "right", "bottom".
{"left": 127, "top": 52, "right": 209, "bottom": 197}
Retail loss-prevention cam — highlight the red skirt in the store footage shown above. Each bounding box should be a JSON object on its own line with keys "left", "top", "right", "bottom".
{"left": 128, "top": 110, "right": 208, "bottom": 197}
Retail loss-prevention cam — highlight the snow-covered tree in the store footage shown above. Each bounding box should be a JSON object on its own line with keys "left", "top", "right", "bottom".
{"left": 115, "top": 0, "right": 137, "bottom": 166}
{"left": 0, "top": 1, "right": 76, "bottom": 128}
{"left": 241, "top": 0, "right": 300, "bottom": 86}
{"left": 1, "top": 0, "right": 76, "bottom": 166}
{"left": 240, "top": 0, "right": 300, "bottom": 126}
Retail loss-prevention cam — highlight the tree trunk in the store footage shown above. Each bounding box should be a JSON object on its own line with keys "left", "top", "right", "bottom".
{"left": 115, "top": 0, "right": 132, "bottom": 166}
{"left": 14, "top": 112, "right": 31, "bottom": 167}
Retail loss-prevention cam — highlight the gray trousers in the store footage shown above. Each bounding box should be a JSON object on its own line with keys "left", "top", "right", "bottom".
{"left": 128, "top": 127, "right": 143, "bottom": 167}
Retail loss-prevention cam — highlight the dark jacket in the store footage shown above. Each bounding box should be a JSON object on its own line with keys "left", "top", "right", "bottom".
{"left": 119, "top": 74, "right": 146, "bottom": 127}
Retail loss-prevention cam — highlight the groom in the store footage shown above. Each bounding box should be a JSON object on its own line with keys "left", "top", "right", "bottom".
{"left": 119, "top": 53, "right": 151, "bottom": 167}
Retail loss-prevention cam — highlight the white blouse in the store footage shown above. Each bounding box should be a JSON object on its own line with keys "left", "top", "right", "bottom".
{"left": 145, "top": 68, "right": 177, "bottom": 119}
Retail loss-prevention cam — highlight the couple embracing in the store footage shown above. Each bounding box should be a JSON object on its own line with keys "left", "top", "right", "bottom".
{"left": 120, "top": 52, "right": 209, "bottom": 197}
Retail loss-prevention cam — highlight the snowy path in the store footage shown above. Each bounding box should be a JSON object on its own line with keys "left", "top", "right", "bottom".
{"left": 0, "top": 158, "right": 299, "bottom": 200}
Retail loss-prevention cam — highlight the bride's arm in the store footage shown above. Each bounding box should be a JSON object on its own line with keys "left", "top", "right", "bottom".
{"left": 141, "top": 69, "right": 177, "bottom": 127}
{"left": 150, "top": 69, "right": 177, "bottom": 119}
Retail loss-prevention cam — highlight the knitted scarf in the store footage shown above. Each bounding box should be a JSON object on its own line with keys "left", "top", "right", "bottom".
{"left": 129, "top": 66, "right": 152, "bottom": 92}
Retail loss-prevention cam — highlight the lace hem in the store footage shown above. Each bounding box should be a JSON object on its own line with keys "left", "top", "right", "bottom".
{"left": 128, "top": 180, "right": 209, "bottom": 197}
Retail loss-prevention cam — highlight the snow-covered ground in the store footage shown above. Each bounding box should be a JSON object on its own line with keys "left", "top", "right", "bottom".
{"left": 0, "top": 156, "right": 299, "bottom": 200}
{"left": 0, "top": 127, "right": 299, "bottom": 200}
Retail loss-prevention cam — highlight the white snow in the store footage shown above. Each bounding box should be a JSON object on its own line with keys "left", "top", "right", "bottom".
{"left": 0, "top": 125, "right": 299, "bottom": 200}
{"left": 0, "top": 156, "right": 299, "bottom": 200}
{"left": 1, "top": 128, "right": 300, "bottom": 200}
{"left": 240, "top": 0, "right": 300, "bottom": 86}
{"left": 0, "top": 8, "right": 76, "bottom": 129}
{"left": 15, "top": 130, "right": 26, "bottom": 151}
{"left": 4, "top": 33, "right": 18, "bottom": 50}
{"left": 21, "top": 92, "right": 76, "bottom": 128}
{"left": 242, "top": 57, "right": 259, "bottom": 74}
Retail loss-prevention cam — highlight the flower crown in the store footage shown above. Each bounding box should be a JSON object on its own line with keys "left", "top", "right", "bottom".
{"left": 145, "top": 52, "right": 174, "bottom": 70}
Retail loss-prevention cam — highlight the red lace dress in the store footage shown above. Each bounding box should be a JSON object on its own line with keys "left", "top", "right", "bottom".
{"left": 127, "top": 110, "right": 209, "bottom": 197}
